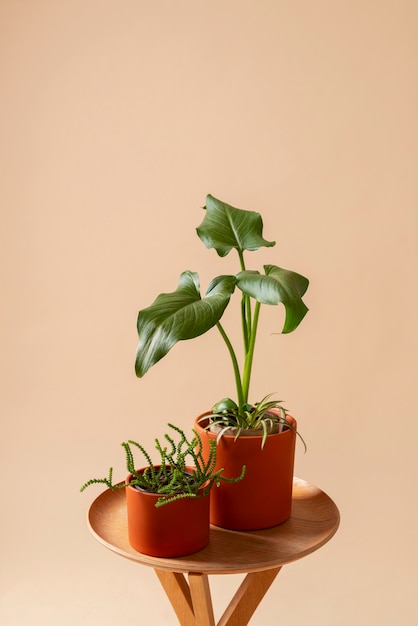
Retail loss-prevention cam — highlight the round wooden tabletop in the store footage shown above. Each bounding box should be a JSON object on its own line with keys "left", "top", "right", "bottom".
{"left": 87, "top": 477, "right": 340, "bottom": 575}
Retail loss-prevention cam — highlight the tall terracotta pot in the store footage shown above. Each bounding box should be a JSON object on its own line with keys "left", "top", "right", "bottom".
{"left": 125, "top": 466, "right": 210, "bottom": 557}
{"left": 194, "top": 411, "right": 297, "bottom": 530}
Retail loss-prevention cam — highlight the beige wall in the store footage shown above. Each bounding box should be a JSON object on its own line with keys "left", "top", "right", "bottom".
{"left": 1, "top": 1, "right": 417, "bottom": 624}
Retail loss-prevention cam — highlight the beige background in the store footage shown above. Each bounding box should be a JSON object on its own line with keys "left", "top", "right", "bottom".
{"left": 1, "top": 1, "right": 417, "bottom": 624}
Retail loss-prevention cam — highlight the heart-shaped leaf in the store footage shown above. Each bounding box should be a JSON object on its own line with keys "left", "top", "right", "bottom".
{"left": 236, "top": 264, "right": 309, "bottom": 333}
{"left": 135, "top": 271, "right": 236, "bottom": 377}
{"left": 196, "top": 194, "right": 275, "bottom": 257}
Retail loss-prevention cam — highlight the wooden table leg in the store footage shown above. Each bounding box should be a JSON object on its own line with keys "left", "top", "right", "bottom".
{"left": 155, "top": 570, "right": 215, "bottom": 626}
{"left": 156, "top": 566, "right": 281, "bottom": 626}
{"left": 188, "top": 573, "right": 216, "bottom": 626}
{"left": 155, "top": 570, "right": 196, "bottom": 626}
{"left": 217, "top": 567, "right": 282, "bottom": 626}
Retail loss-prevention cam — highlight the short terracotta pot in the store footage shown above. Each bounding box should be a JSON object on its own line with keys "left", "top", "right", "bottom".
{"left": 124, "top": 466, "right": 210, "bottom": 557}
{"left": 194, "top": 411, "right": 297, "bottom": 530}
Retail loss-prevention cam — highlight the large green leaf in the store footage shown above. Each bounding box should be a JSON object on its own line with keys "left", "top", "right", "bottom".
{"left": 135, "top": 271, "right": 236, "bottom": 377}
{"left": 236, "top": 264, "right": 309, "bottom": 333}
{"left": 196, "top": 194, "right": 275, "bottom": 257}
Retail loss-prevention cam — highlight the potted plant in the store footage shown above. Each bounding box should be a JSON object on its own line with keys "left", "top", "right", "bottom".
{"left": 134, "top": 194, "right": 309, "bottom": 530}
{"left": 80, "top": 423, "right": 244, "bottom": 556}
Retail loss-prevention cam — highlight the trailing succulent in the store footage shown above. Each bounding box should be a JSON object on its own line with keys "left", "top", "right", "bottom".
{"left": 80, "top": 424, "right": 245, "bottom": 507}
{"left": 134, "top": 195, "right": 309, "bottom": 444}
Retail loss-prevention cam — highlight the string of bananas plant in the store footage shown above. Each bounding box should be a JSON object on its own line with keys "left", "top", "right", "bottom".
{"left": 80, "top": 424, "right": 245, "bottom": 507}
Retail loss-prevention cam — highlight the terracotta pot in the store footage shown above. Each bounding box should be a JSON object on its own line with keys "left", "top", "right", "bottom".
{"left": 125, "top": 466, "right": 210, "bottom": 557}
{"left": 194, "top": 411, "right": 297, "bottom": 530}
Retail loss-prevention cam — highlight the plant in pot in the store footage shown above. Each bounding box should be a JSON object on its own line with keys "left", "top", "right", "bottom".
{"left": 80, "top": 423, "right": 245, "bottom": 557}
{"left": 134, "top": 194, "right": 309, "bottom": 530}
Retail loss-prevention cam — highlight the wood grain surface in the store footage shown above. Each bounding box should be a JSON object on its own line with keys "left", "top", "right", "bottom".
{"left": 87, "top": 477, "right": 340, "bottom": 575}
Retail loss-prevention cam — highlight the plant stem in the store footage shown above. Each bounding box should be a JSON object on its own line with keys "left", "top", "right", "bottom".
{"left": 241, "top": 296, "right": 249, "bottom": 353}
{"left": 216, "top": 321, "right": 244, "bottom": 408}
{"left": 238, "top": 249, "right": 251, "bottom": 353}
{"left": 237, "top": 249, "right": 246, "bottom": 272}
{"left": 242, "top": 300, "right": 261, "bottom": 404}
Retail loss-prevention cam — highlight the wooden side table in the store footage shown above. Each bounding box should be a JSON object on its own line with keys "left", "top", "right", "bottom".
{"left": 88, "top": 477, "right": 339, "bottom": 626}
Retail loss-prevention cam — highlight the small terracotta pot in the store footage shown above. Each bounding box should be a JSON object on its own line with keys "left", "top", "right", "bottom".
{"left": 194, "top": 411, "right": 297, "bottom": 530}
{"left": 125, "top": 466, "right": 210, "bottom": 557}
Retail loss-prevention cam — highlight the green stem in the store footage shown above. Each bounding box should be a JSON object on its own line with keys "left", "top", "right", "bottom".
{"left": 237, "top": 249, "right": 252, "bottom": 358}
{"left": 216, "top": 321, "right": 244, "bottom": 408}
{"left": 245, "top": 294, "right": 252, "bottom": 341}
{"left": 237, "top": 249, "right": 246, "bottom": 272}
{"left": 241, "top": 296, "right": 249, "bottom": 353}
{"left": 242, "top": 300, "right": 261, "bottom": 404}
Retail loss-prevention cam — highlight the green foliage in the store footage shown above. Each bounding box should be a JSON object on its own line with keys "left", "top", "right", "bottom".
{"left": 80, "top": 424, "right": 245, "bottom": 508}
{"left": 196, "top": 194, "right": 275, "bottom": 256}
{"left": 135, "top": 271, "right": 236, "bottom": 377}
{"left": 134, "top": 194, "right": 309, "bottom": 432}
{"left": 204, "top": 394, "right": 307, "bottom": 450}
